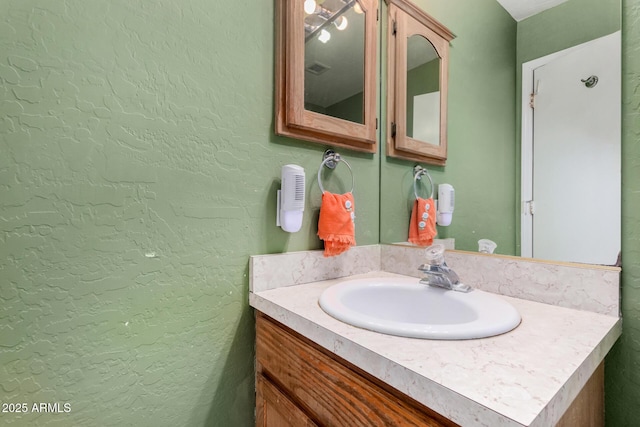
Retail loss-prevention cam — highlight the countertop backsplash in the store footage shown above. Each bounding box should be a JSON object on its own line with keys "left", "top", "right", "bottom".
{"left": 251, "top": 244, "right": 620, "bottom": 316}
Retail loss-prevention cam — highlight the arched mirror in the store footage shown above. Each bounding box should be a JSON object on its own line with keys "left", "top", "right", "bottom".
{"left": 386, "top": 0, "right": 454, "bottom": 165}
{"left": 276, "top": 0, "right": 379, "bottom": 153}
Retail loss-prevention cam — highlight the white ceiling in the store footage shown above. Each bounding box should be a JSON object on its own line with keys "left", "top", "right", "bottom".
{"left": 496, "top": 0, "right": 569, "bottom": 21}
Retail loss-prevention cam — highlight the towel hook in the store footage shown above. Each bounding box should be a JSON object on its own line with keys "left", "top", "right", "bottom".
{"left": 413, "top": 165, "right": 434, "bottom": 199}
{"left": 317, "top": 149, "right": 354, "bottom": 194}
{"left": 581, "top": 75, "right": 598, "bottom": 88}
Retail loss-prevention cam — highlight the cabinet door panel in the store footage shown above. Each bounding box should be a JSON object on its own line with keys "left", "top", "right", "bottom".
{"left": 256, "top": 314, "right": 457, "bottom": 427}
{"left": 386, "top": 0, "right": 454, "bottom": 165}
{"left": 556, "top": 363, "right": 604, "bottom": 427}
{"left": 256, "top": 375, "right": 317, "bottom": 427}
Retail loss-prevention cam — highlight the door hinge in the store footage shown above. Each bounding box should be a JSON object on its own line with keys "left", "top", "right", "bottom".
{"left": 377, "top": 8, "right": 379, "bottom": 21}
{"left": 391, "top": 122, "right": 397, "bottom": 138}
{"left": 530, "top": 80, "right": 540, "bottom": 109}
{"left": 392, "top": 20, "right": 397, "bottom": 36}
{"left": 524, "top": 200, "right": 535, "bottom": 215}
{"left": 375, "top": 117, "right": 378, "bottom": 129}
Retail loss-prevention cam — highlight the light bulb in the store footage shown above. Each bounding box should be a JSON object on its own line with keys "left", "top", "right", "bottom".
{"left": 318, "top": 29, "right": 331, "bottom": 43}
{"left": 304, "top": 0, "right": 317, "bottom": 14}
{"left": 334, "top": 16, "right": 348, "bottom": 30}
{"left": 353, "top": 2, "right": 363, "bottom": 14}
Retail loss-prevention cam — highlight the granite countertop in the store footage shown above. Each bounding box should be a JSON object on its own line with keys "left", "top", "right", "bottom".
{"left": 249, "top": 270, "right": 621, "bottom": 427}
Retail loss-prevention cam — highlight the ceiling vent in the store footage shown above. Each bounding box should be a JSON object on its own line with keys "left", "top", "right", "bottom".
{"left": 306, "top": 61, "right": 331, "bottom": 75}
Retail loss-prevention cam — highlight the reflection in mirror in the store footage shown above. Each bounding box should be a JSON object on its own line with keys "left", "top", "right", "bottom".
{"left": 521, "top": 32, "right": 620, "bottom": 265}
{"left": 379, "top": 0, "right": 621, "bottom": 266}
{"left": 304, "top": 1, "right": 365, "bottom": 124}
{"left": 405, "top": 35, "right": 440, "bottom": 144}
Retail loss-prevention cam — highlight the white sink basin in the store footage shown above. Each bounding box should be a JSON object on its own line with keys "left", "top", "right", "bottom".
{"left": 319, "top": 277, "right": 521, "bottom": 340}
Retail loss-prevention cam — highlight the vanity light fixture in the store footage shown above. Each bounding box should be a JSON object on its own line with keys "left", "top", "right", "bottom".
{"left": 318, "top": 29, "right": 331, "bottom": 43}
{"left": 334, "top": 15, "right": 348, "bottom": 30}
{"left": 305, "top": 0, "right": 355, "bottom": 42}
{"left": 304, "top": 0, "right": 317, "bottom": 15}
{"left": 353, "top": 2, "right": 363, "bottom": 13}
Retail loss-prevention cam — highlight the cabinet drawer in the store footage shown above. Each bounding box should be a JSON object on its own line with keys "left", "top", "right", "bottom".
{"left": 256, "top": 313, "right": 457, "bottom": 427}
{"left": 256, "top": 374, "right": 318, "bottom": 427}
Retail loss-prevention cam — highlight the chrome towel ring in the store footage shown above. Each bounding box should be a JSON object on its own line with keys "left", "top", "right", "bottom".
{"left": 317, "top": 149, "right": 354, "bottom": 194}
{"left": 413, "top": 165, "right": 434, "bottom": 199}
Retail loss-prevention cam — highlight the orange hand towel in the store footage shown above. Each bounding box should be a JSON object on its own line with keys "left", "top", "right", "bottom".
{"left": 318, "top": 192, "right": 356, "bottom": 257}
{"left": 408, "top": 197, "right": 437, "bottom": 246}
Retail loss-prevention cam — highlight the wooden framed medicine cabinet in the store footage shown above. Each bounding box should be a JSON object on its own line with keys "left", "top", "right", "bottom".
{"left": 386, "top": 0, "right": 454, "bottom": 165}
{"left": 275, "top": 0, "right": 379, "bottom": 153}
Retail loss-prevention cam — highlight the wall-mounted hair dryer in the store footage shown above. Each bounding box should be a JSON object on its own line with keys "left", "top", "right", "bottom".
{"left": 276, "top": 164, "right": 305, "bottom": 233}
{"left": 436, "top": 183, "right": 454, "bottom": 226}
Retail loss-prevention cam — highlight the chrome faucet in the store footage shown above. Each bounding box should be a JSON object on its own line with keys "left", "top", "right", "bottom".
{"left": 418, "top": 244, "right": 471, "bottom": 292}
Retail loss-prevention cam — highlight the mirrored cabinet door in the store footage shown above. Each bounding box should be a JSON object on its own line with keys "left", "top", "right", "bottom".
{"left": 386, "top": 0, "right": 454, "bottom": 165}
{"left": 276, "top": 0, "right": 379, "bottom": 153}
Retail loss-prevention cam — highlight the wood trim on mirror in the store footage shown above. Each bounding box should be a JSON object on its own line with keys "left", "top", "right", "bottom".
{"left": 386, "top": 0, "right": 454, "bottom": 165}
{"left": 275, "top": 0, "right": 379, "bottom": 153}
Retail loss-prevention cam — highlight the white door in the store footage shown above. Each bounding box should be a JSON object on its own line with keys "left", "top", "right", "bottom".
{"left": 524, "top": 33, "right": 620, "bottom": 265}
{"left": 413, "top": 91, "right": 440, "bottom": 145}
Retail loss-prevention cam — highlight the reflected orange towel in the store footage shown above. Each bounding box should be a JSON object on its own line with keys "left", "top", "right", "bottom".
{"left": 408, "top": 197, "right": 437, "bottom": 246}
{"left": 318, "top": 192, "right": 356, "bottom": 257}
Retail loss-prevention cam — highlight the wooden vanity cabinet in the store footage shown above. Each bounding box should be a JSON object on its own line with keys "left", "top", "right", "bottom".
{"left": 255, "top": 313, "right": 457, "bottom": 427}
{"left": 255, "top": 312, "right": 604, "bottom": 427}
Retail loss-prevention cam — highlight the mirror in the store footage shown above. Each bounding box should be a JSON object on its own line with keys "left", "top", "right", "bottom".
{"left": 385, "top": 0, "right": 453, "bottom": 165}
{"left": 304, "top": 3, "right": 365, "bottom": 123}
{"left": 379, "top": 0, "right": 621, "bottom": 266}
{"left": 405, "top": 35, "right": 440, "bottom": 143}
{"left": 275, "top": 0, "right": 378, "bottom": 153}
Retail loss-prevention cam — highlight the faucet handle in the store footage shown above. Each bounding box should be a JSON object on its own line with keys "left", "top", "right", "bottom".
{"left": 424, "top": 244, "right": 446, "bottom": 266}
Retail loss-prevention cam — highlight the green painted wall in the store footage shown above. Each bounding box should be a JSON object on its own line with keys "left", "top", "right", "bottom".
{"left": 325, "top": 91, "right": 365, "bottom": 124}
{"left": 0, "top": 1, "right": 378, "bottom": 426}
{"left": 380, "top": 0, "right": 518, "bottom": 255}
{"left": 1, "top": 0, "right": 639, "bottom": 425}
{"left": 605, "top": 0, "right": 640, "bottom": 423}
{"left": 517, "top": 0, "right": 620, "bottom": 65}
